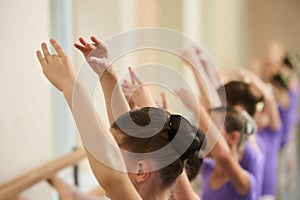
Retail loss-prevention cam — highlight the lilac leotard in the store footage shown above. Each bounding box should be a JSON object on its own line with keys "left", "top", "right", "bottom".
{"left": 200, "top": 159, "right": 257, "bottom": 200}
{"left": 240, "top": 142, "right": 264, "bottom": 198}
{"left": 256, "top": 125, "right": 282, "bottom": 196}
{"left": 278, "top": 89, "right": 299, "bottom": 148}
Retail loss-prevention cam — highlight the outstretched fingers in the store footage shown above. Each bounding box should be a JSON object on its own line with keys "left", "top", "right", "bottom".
{"left": 121, "top": 80, "right": 133, "bottom": 99}
{"left": 78, "top": 37, "right": 88, "bottom": 46}
{"left": 91, "top": 36, "right": 101, "bottom": 46}
{"left": 74, "top": 37, "right": 89, "bottom": 53}
{"left": 50, "top": 39, "right": 67, "bottom": 59}
{"left": 36, "top": 50, "right": 47, "bottom": 65}
{"left": 129, "top": 67, "right": 143, "bottom": 85}
{"left": 161, "top": 92, "right": 168, "bottom": 110}
{"left": 41, "top": 42, "right": 51, "bottom": 62}
{"left": 128, "top": 67, "right": 136, "bottom": 84}
{"left": 74, "top": 43, "right": 86, "bottom": 53}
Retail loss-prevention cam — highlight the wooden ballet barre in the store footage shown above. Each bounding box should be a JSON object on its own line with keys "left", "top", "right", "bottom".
{"left": 0, "top": 148, "right": 86, "bottom": 199}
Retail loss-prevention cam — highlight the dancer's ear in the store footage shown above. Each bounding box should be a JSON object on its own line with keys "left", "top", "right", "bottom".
{"left": 135, "top": 160, "right": 150, "bottom": 183}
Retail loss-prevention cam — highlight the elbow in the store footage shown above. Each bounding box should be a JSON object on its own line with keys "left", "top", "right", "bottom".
{"left": 96, "top": 170, "right": 125, "bottom": 195}
{"left": 214, "top": 147, "right": 231, "bottom": 163}
{"left": 270, "top": 124, "right": 280, "bottom": 132}
{"left": 270, "top": 119, "right": 281, "bottom": 131}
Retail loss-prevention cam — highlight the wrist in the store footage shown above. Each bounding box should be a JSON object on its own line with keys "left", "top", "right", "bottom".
{"left": 99, "top": 65, "right": 117, "bottom": 79}
{"left": 61, "top": 80, "right": 75, "bottom": 94}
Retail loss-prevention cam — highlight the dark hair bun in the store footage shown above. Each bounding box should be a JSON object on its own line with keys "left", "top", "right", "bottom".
{"left": 272, "top": 73, "right": 289, "bottom": 89}
{"left": 210, "top": 106, "right": 254, "bottom": 136}
{"left": 112, "top": 107, "right": 206, "bottom": 186}
{"left": 166, "top": 115, "right": 206, "bottom": 161}
{"left": 283, "top": 51, "right": 300, "bottom": 69}
{"left": 218, "top": 81, "right": 264, "bottom": 116}
{"left": 245, "top": 83, "right": 264, "bottom": 104}
{"left": 185, "top": 153, "right": 203, "bottom": 181}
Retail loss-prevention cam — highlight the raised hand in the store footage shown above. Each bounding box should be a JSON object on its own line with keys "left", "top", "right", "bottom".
{"left": 181, "top": 46, "right": 222, "bottom": 109}
{"left": 36, "top": 39, "right": 75, "bottom": 92}
{"left": 235, "top": 68, "right": 273, "bottom": 98}
{"left": 160, "top": 92, "right": 168, "bottom": 110}
{"left": 121, "top": 67, "right": 156, "bottom": 108}
{"left": 182, "top": 46, "right": 224, "bottom": 89}
{"left": 121, "top": 67, "right": 143, "bottom": 100}
{"left": 194, "top": 46, "right": 209, "bottom": 69}
{"left": 74, "top": 36, "right": 109, "bottom": 75}
{"left": 181, "top": 47, "right": 202, "bottom": 70}
{"left": 175, "top": 88, "right": 199, "bottom": 116}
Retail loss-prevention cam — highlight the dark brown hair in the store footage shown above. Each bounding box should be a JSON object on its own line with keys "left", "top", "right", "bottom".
{"left": 271, "top": 52, "right": 300, "bottom": 89}
{"left": 185, "top": 153, "right": 203, "bottom": 181}
{"left": 111, "top": 107, "right": 205, "bottom": 187}
{"left": 211, "top": 106, "right": 253, "bottom": 147}
{"left": 283, "top": 51, "right": 300, "bottom": 69}
{"left": 217, "top": 81, "right": 264, "bottom": 116}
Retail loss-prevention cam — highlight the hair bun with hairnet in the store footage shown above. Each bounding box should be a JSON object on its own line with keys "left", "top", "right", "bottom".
{"left": 166, "top": 114, "right": 206, "bottom": 161}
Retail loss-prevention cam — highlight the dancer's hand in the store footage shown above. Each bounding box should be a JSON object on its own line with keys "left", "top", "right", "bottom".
{"left": 121, "top": 67, "right": 156, "bottom": 108}
{"left": 74, "top": 36, "right": 109, "bottom": 75}
{"left": 36, "top": 39, "right": 75, "bottom": 92}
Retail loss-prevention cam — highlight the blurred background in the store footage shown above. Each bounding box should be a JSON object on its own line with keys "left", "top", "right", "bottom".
{"left": 1, "top": 0, "right": 300, "bottom": 199}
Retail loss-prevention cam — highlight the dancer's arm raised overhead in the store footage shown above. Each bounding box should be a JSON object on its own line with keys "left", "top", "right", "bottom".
{"left": 181, "top": 47, "right": 222, "bottom": 109}
{"left": 176, "top": 88, "right": 252, "bottom": 196}
{"left": 237, "top": 69, "right": 281, "bottom": 131}
{"left": 37, "top": 39, "right": 141, "bottom": 200}
{"left": 75, "top": 36, "right": 130, "bottom": 126}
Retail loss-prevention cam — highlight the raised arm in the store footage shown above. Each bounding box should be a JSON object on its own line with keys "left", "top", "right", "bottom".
{"left": 181, "top": 47, "right": 222, "bottom": 109}
{"left": 237, "top": 69, "right": 281, "bottom": 131}
{"left": 176, "top": 88, "right": 251, "bottom": 196}
{"left": 121, "top": 69, "right": 199, "bottom": 199}
{"left": 36, "top": 39, "right": 141, "bottom": 200}
{"left": 194, "top": 46, "right": 223, "bottom": 89}
{"left": 74, "top": 36, "right": 130, "bottom": 126}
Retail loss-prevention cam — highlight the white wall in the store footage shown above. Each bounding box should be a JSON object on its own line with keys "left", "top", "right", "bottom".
{"left": 198, "top": 0, "right": 250, "bottom": 73}
{"left": 0, "top": 0, "right": 54, "bottom": 198}
{"left": 248, "top": 0, "right": 300, "bottom": 59}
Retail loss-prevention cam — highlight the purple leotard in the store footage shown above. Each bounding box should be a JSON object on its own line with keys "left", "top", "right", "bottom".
{"left": 256, "top": 125, "right": 282, "bottom": 196}
{"left": 278, "top": 89, "right": 299, "bottom": 148}
{"left": 240, "top": 142, "right": 264, "bottom": 198}
{"left": 200, "top": 159, "right": 257, "bottom": 200}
